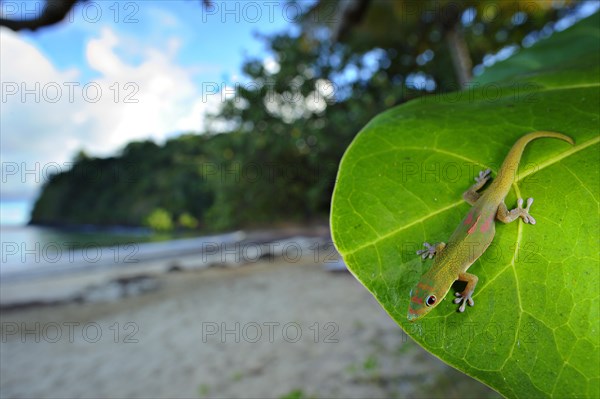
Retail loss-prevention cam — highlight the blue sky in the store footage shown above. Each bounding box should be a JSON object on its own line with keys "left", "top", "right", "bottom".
{"left": 22, "top": 1, "right": 296, "bottom": 83}
{"left": 1, "top": 1, "right": 308, "bottom": 224}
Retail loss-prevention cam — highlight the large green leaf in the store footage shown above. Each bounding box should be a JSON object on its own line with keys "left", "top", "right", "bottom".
{"left": 331, "top": 13, "right": 600, "bottom": 398}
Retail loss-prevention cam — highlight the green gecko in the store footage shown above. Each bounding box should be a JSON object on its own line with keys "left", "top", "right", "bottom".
{"left": 407, "top": 131, "right": 574, "bottom": 322}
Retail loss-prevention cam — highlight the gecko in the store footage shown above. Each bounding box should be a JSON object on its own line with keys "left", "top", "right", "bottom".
{"left": 407, "top": 131, "right": 574, "bottom": 322}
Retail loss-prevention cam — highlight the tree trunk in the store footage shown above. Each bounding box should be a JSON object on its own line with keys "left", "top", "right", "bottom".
{"left": 445, "top": 24, "right": 473, "bottom": 88}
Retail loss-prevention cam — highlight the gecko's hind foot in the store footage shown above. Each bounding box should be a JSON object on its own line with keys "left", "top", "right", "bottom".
{"left": 454, "top": 291, "right": 475, "bottom": 312}
{"left": 475, "top": 169, "right": 492, "bottom": 184}
{"left": 416, "top": 242, "right": 445, "bottom": 260}
{"left": 517, "top": 197, "right": 536, "bottom": 224}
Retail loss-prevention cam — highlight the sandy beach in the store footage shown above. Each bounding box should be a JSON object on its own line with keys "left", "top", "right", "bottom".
{"left": 0, "top": 253, "right": 499, "bottom": 398}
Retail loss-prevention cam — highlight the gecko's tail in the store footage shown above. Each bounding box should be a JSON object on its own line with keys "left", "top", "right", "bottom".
{"left": 506, "top": 131, "right": 575, "bottom": 167}
{"left": 519, "top": 131, "right": 575, "bottom": 146}
{"left": 491, "top": 131, "right": 574, "bottom": 197}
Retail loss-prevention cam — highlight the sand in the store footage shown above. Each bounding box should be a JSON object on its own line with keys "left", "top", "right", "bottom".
{"left": 0, "top": 256, "right": 499, "bottom": 398}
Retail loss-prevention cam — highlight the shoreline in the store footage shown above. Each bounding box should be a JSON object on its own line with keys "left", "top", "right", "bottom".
{"left": 0, "top": 226, "right": 334, "bottom": 308}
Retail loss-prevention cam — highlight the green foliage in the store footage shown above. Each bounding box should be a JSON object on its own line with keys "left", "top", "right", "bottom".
{"left": 196, "top": 2, "right": 565, "bottom": 229}
{"left": 331, "top": 14, "right": 599, "bottom": 399}
{"left": 178, "top": 212, "right": 199, "bottom": 229}
{"left": 305, "top": 0, "right": 568, "bottom": 89}
{"left": 474, "top": 7, "right": 600, "bottom": 85}
{"left": 30, "top": 134, "right": 214, "bottom": 228}
{"left": 363, "top": 354, "right": 378, "bottom": 371}
{"left": 279, "top": 389, "right": 306, "bottom": 399}
{"left": 197, "top": 383, "right": 210, "bottom": 398}
{"left": 144, "top": 208, "right": 174, "bottom": 232}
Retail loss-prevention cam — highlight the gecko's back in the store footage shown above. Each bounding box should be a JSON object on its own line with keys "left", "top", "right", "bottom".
{"left": 422, "top": 199, "right": 497, "bottom": 283}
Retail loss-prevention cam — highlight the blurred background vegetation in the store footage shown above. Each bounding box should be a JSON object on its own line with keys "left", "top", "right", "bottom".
{"left": 27, "top": 0, "right": 582, "bottom": 232}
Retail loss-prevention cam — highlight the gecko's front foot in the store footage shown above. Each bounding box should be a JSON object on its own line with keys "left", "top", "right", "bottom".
{"left": 454, "top": 291, "right": 475, "bottom": 312}
{"left": 416, "top": 242, "right": 446, "bottom": 260}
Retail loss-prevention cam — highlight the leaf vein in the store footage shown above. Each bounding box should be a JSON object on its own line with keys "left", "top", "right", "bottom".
{"left": 343, "top": 199, "right": 464, "bottom": 256}
{"left": 562, "top": 163, "right": 599, "bottom": 205}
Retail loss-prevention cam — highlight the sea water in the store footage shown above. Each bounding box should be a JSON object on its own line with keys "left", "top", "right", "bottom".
{"left": 0, "top": 224, "right": 244, "bottom": 280}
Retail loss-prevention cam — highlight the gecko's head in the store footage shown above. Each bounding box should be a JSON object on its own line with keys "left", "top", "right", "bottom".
{"left": 407, "top": 277, "right": 443, "bottom": 322}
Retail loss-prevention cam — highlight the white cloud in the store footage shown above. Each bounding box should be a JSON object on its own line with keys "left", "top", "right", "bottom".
{"left": 1, "top": 30, "right": 81, "bottom": 199}
{"left": 0, "top": 26, "right": 224, "bottom": 201}
{"left": 86, "top": 28, "right": 124, "bottom": 75}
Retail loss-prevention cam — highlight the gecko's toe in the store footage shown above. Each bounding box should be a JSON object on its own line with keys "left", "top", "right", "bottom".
{"left": 524, "top": 198, "right": 534, "bottom": 211}
{"left": 475, "top": 169, "right": 491, "bottom": 183}
{"left": 454, "top": 291, "right": 474, "bottom": 312}
{"left": 416, "top": 249, "right": 431, "bottom": 260}
{"left": 417, "top": 242, "right": 438, "bottom": 259}
{"left": 516, "top": 197, "right": 536, "bottom": 224}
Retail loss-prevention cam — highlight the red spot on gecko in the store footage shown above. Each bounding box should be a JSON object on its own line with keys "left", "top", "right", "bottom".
{"left": 467, "top": 215, "right": 481, "bottom": 234}
{"left": 411, "top": 296, "right": 423, "bottom": 304}
{"left": 480, "top": 215, "right": 494, "bottom": 233}
{"left": 463, "top": 211, "right": 473, "bottom": 226}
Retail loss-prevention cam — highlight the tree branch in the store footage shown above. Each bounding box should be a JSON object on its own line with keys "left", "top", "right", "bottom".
{"left": 0, "top": 0, "right": 212, "bottom": 32}
{"left": 0, "top": 0, "right": 78, "bottom": 31}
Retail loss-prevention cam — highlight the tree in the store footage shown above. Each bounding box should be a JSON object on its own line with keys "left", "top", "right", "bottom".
{"left": 302, "top": 0, "right": 571, "bottom": 87}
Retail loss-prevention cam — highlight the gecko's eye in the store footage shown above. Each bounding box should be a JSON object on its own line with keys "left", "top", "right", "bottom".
{"left": 425, "top": 295, "right": 437, "bottom": 307}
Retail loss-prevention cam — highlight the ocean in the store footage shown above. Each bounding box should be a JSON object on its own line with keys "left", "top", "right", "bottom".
{"left": 0, "top": 224, "right": 244, "bottom": 280}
